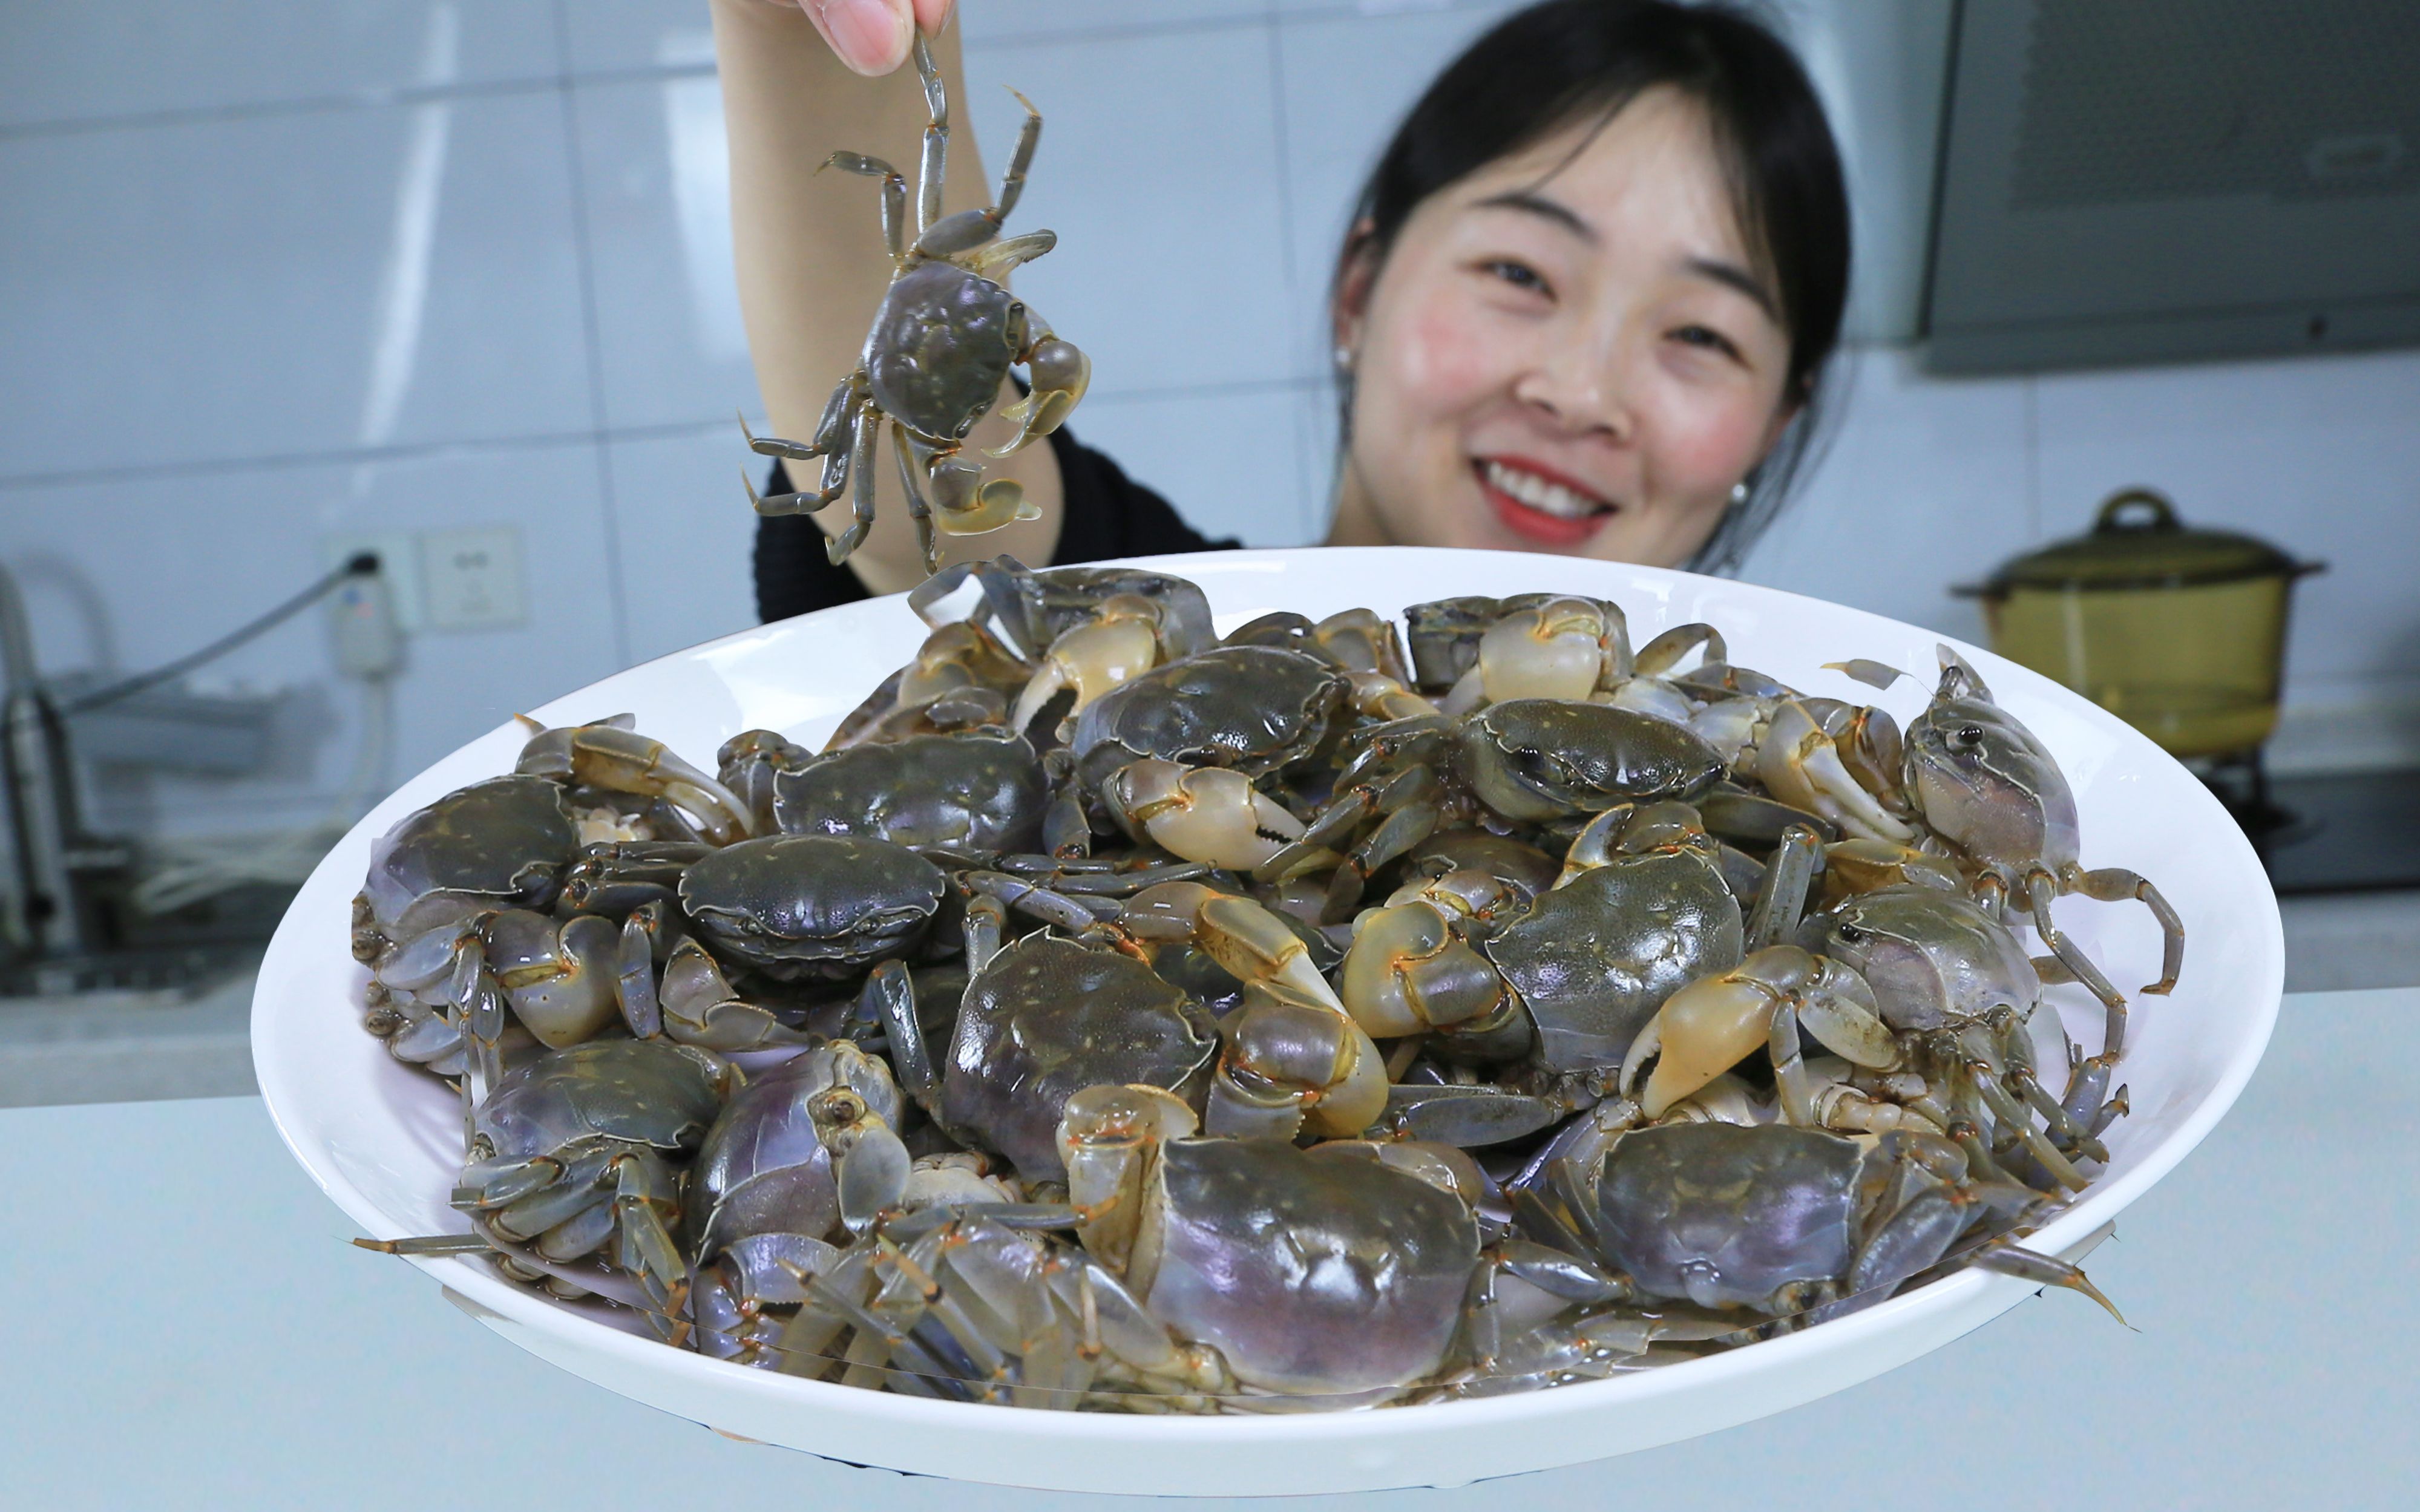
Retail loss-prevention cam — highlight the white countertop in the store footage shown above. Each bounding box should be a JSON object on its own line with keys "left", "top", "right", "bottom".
{"left": 7, "top": 988, "right": 2414, "bottom": 1510}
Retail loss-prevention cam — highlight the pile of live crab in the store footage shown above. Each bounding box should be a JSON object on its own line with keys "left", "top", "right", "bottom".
{"left": 352, "top": 555, "right": 2181, "bottom": 1411}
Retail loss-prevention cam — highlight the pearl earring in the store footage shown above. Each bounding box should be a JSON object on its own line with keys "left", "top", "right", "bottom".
{"left": 1334, "top": 344, "right": 1354, "bottom": 371}
{"left": 1730, "top": 481, "right": 1749, "bottom": 505}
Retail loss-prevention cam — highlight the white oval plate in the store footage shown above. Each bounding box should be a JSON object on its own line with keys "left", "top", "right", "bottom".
{"left": 254, "top": 548, "right": 2281, "bottom": 1496}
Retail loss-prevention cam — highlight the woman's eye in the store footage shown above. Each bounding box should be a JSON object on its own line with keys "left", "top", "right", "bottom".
{"left": 1670, "top": 324, "right": 1743, "bottom": 360}
{"left": 1481, "top": 260, "right": 1550, "bottom": 295}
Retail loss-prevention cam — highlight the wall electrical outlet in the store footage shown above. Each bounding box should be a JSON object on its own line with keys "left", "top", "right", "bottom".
{"left": 421, "top": 525, "right": 526, "bottom": 631}
{"left": 323, "top": 532, "right": 424, "bottom": 631}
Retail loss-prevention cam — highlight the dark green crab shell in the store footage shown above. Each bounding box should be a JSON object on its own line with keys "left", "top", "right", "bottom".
{"left": 942, "top": 934, "right": 1218, "bottom": 1183}
{"left": 865, "top": 261, "right": 1018, "bottom": 440}
{"left": 1459, "top": 699, "right": 1725, "bottom": 822}
{"left": 678, "top": 834, "right": 948, "bottom": 981}
{"left": 1487, "top": 844, "right": 1745, "bottom": 1073}
{"left": 361, "top": 774, "right": 578, "bottom": 938}
{"left": 772, "top": 730, "right": 1047, "bottom": 854}
{"left": 475, "top": 1039, "right": 730, "bottom": 1165}
{"left": 1597, "top": 1122, "right": 1863, "bottom": 1312}
{"left": 1068, "top": 645, "right": 1349, "bottom": 794}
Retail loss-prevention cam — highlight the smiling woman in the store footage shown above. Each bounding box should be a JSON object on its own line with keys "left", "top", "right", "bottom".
{"left": 1324, "top": 1, "right": 1851, "bottom": 573}
{"left": 716, "top": 0, "right": 1849, "bottom": 616}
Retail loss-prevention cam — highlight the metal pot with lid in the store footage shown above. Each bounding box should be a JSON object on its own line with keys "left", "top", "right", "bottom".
{"left": 1958, "top": 488, "right": 2324, "bottom": 759}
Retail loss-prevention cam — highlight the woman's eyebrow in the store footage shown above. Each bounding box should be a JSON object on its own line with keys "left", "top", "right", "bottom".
{"left": 1684, "top": 257, "right": 1779, "bottom": 321}
{"left": 1472, "top": 189, "right": 1596, "bottom": 243}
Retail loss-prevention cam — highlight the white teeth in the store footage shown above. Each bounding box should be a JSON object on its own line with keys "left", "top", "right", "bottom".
{"left": 1483, "top": 460, "right": 1605, "bottom": 520}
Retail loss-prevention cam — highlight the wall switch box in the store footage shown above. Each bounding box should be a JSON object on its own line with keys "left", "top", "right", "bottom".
{"left": 329, "top": 565, "right": 405, "bottom": 678}
{"left": 421, "top": 525, "right": 526, "bottom": 631}
{"left": 323, "top": 532, "right": 424, "bottom": 632}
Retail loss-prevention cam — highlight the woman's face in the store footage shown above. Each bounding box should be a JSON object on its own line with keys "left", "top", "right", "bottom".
{"left": 1336, "top": 87, "right": 1797, "bottom": 565}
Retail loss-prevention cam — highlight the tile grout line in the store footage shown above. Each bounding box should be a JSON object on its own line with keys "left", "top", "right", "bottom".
{"left": 2022, "top": 374, "right": 2042, "bottom": 542}
{"left": 0, "top": 7, "right": 1360, "bottom": 141}
{"left": 0, "top": 69, "right": 688, "bottom": 140}
{"left": 1263, "top": 10, "right": 1321, "bottom": 545}
{"left": 551, "top": 0, "right": 633, "bottom": 671}
{"left": 0, "top": 389, "right": 1332, "bottom": 493}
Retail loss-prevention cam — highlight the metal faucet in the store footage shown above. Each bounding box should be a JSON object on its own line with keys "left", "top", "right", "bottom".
{"left": 0, "top": 560, "right": 126, "bottom": 963}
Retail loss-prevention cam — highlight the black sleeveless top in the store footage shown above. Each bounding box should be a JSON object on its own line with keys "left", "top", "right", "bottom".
{"left": 752, "top": 424, "right": 1238, "bottom": 623}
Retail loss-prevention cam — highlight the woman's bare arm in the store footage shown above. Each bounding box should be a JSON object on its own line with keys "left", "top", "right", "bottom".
{"left": 710, "top": 0, "right": 1063, "bottom": 597}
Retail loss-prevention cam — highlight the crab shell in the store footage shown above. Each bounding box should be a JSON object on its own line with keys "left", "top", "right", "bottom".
{"left": 476, "top": 1039, "right": 732, "bottom": 1167}
{"left": 1596, "top": 1122, "right": 1863, "bottom": 1312}
{"left": 771, "top": 730, "right": 1048, "bottom": 854}
{"left": 1016, "top": 565, "right": 1218, "bottom": 664}
{"left": 865, "top": 261, "right": 1018, "bottom": 441}
{"left": 1068, "top": 644, "right": 1349, "bottom": 794}
{"left": 1457, "top": 700, "right": 1726, "bottom": 822}
{"left": 678, "top": 834, "right": 949, "bottom": 981}
{"left": 1132, "top": 1139, "right": 1478, "bottom": 1396}
{"left": 943, "top": 935, "right": 1218, "bottom": 1182}
{"left": 1486, "top": 843, "right": 1746, "bottom": 1073}
{"left": 1903, "top": 693, "right": 2082, "bottom": 873}
{"left": 1802, "top": 885, "right": 2044, "bottom": 1033}
{"left": 360, "top": 774, "right": 578, "bottom": 939}
{"left": 687, "top": 1042, "right": 903, "bottom": 1264}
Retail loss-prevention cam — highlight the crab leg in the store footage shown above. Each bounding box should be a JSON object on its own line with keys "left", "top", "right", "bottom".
{"left": 1745, "top": 822, "right": 1822, "bottom": 949}
{"left": 1972, "top": 1239, "right": 2128, "bottom": 1325}
{"left": 827, "top": 400, "right": 882, "bottom": 565}
{"left": 911, "top": 31, "right": 946, "bottom": 235}
{"left": 890, "top": 420, "right": 942, "bottom": 574}
{"left": 741, "top": 378, "right": 864, "bottom": 514}
{"left": 821, "top": 152, "right": 907, "bottom": 266}
{"left": 2024, "top": 872, "right": 2129, "bottom": 1057}
{"left": 2068, "top": 863, "right": 2186, "bottom": 996}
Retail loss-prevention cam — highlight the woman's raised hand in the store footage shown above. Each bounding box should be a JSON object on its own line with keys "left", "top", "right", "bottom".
{"left": 782, "top": 0, "right": 957, "bottom": 76}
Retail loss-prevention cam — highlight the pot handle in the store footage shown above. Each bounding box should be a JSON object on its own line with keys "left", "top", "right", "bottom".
{"left": 2095, "top": 488, "right": 2182, "bottom": 534}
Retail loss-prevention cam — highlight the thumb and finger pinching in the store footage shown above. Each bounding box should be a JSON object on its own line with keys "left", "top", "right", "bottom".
{"left": 802, "top": 0, "right": 956, "bottom": 77}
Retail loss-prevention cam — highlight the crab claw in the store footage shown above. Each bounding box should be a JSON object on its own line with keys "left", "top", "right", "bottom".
{"left": 1009, "top": 608, "right": 1162, "bottom": 730}
{"left": 1622, "top": 946, "right": 1898, "bottom": 1119}
{"left": 1209, "top": 981, "right": 1388, "bottom": 1141}
{"left": 1471, "top": 597, "right": 1628, "bottom": 705}
{"left": 1059, "top": 1084, "right": 1197, "bottom": 1273}
{"left": 928, "top": 457, "right": 1042, "bottom": 536}
{"left": 1623, "top": 970, "right": 1780, "bottom": 1121}
{"left": 1105, "top": 761, "right": 1306, "bottom": 871}
{"left": 1756, "top": 700, "right": 1916, "bottom": 845}
{"left": 986, "top": 338, "right": 1089, "bottom": 458}
{"left": 514, "top": 720, "right": 753, "bottom": 845}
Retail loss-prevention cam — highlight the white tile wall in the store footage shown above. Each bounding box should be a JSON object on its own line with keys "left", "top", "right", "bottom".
{"left": 4, "top": 0, "right": 2416, "bottom": 849}
{"left": 605, "top": 427, "right": 765, "bottom": 666}
{"left": 573, "top": 74, "right": 764, "bottom": 430}
{"left": 1274, "top": 2, "right": 1521, "bottom": 378}
{"left": 0, "top": 1, "right": 560, "bottom": 128}
{"left": 959, "top": 22, "right": 1296, "bottom": 398}
{"left": 0, "top": 93, "right": 592, "bottom": 477}
{"left": 560, "top": 0, "right": 716, "bottom": 77}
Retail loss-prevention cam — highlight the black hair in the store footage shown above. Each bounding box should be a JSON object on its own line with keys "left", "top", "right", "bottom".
{"left": 1333, "top": 0, "right": 1852, "bottom": 574}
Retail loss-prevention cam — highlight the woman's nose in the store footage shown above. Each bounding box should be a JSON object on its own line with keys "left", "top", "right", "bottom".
{"left": 1511, "top": 326, "right": 1634, "bottom": 440}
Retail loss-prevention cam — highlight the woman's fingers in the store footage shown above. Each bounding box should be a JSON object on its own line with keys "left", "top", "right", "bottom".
{"left": 799, "top": 0, "right": 953, "bottom": 76}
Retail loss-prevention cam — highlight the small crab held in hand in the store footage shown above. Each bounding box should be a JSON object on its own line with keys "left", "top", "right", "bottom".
{"left": 741, "top": 34, "right": 1089, "bottom": 575}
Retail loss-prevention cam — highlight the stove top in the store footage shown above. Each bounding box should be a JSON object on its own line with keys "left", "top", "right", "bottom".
{"left": 2206, "top": 761, "right": 2420, "bottom": 895}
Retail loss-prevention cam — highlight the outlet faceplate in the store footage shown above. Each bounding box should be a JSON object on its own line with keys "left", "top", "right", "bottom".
{"left": 421, "top": 526, "right": 526, "bottom": 632}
